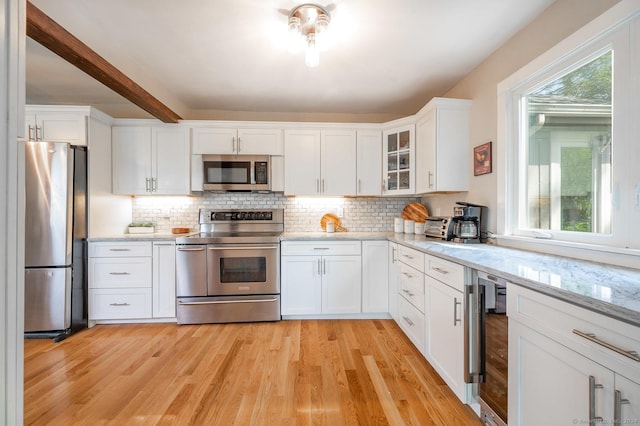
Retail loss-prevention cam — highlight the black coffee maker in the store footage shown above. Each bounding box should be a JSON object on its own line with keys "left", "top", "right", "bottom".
{"left": 452, "top": 202, "right": 487, "bottom": 243}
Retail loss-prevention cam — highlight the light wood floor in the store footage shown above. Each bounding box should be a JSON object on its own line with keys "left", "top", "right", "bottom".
{"left": 24, "top": 320, "right": 481, "bottom": 425}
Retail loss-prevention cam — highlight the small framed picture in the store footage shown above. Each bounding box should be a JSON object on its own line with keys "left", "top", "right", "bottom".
{"left": 474, "top": 141, "right": 492, "bottom": 176}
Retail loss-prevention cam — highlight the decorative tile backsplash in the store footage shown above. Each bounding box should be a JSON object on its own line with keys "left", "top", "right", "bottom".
{"left": 132, "top": 193, "right": 421, "bottom": 233}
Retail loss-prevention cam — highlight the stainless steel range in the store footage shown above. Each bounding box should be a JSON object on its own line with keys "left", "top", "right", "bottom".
{"left": 175, "top": 209, "right": 283, "bottom": 324}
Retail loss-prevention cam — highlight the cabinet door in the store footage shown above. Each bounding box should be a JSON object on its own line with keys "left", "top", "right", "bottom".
{"left": 362, "top": 241, "right": 388, "bottom": 313}
{"left": 615, "top": 375, "right": 640, "bottom": 424}
{"left": 415, "top": 111, "right": 436, "bottom": 193}
{"left": 284, "top": 129, "right": 321, "bottom": 195}
{"left": 321, "top": 130, "right": 356, "bottom": 195}
{"left": 382, "top": 124, "right": 415, "bottom": 195}
{"left": 281, "top": 255, "right": 322, "bottom": 315}
{"left": 152, "top": 127, "right": 190, "bottom": 195}
{"left": 192, "top": 127, "right": 236, "bottom": 154}
{"left": 322, "top": 255, "right": 362, "bottom": 314}
{"left": 26, "top": 112, "right": 87, "bottom": 145}
{"left": 237, "top": 128, "right": 283, "bottom": 155}
{"left": 428, "top": 278, "right": 466, "bottom": 402}
{"left": 112, "top": 126, "right": 152, "bottom": 195}
{"left": 356, "top": 130, "right": 382, "bottom": 195}
{"left": 509, "top": 320, "right": 614, "bottom": 426}
{"left": 152, "top": 242, "right": 176, "bottom": 318}
{"left": 388, "top": 243, "right": 400, "bottom": 321}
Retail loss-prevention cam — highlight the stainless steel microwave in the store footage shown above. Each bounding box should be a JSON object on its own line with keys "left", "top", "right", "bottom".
{"left": 202, "top": 155, "right": 270, "bottom": 191}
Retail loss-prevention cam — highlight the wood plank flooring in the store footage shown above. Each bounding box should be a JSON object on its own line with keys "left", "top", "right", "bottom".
{"left": 24, "top": 320, "right": 481, "bottom": 425}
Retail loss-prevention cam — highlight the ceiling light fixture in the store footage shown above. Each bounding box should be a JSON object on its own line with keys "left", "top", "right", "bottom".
{"left": 287, "top": 3, "right": 331, "bottom": 68}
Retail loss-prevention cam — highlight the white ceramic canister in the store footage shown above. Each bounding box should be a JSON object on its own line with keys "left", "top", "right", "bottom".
{"left": 394, "top": 217, "right": 404, "bottom": 233}
{"left": 326, "top": 222, "right": 335, "bottom": 233}
{"left": 414, "top": 221, "right": 425, "bottom": 234}
{"left": 404, "top": 219, "right": 415, "bottom": 234}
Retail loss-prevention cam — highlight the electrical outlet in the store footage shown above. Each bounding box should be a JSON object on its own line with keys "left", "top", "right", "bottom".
{"left": 336, "top": 207, "right": 344, "bottom": 217}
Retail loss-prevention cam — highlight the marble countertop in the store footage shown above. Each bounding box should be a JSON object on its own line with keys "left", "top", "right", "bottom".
{"left": 90, "top": 230, "right": 640, "bottom": 326}
{"left": 388, "top": 233, "right": 640, "bottom": 327}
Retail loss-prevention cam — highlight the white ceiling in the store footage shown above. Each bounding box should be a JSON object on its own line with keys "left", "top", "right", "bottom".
{"left": 26, "top": 0, "right": 556, "bottom": 122}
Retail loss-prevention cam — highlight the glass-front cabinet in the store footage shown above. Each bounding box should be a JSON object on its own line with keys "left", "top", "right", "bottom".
{"left": 383, "top": 123, "right": 415, "bottom": 195}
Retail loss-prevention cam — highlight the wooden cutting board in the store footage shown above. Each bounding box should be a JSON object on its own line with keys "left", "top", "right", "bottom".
{"left": 320, "top": 213, "right": 347, "bottom": 232}
{"left": 402, "top": 202, "right": 429, "bottom": 222}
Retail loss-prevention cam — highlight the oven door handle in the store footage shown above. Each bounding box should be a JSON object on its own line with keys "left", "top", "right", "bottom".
{"left": 178, "top": 298, "right": 279, "bottom": 305}
{"left": 207, "top": 246, "right": 279, "bottom": 250}
{"left": 176, "top": 247, "right": 206, "bottom": 251}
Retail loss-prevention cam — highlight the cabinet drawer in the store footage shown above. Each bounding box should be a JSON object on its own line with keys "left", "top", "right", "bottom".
{"left": 509, "top": 285, "right": 640, "bottom": 382}
{"left": 399, "top": 264, "right": 425, "bottom": 312}
{"left": 89, "top": 288, "right": 152, "bottom": 320}
{"left": 89, "top": 241, "right": 152, "bottom": 257}
{"left": 425, "top": 254, "right": 465, "bottom": 292}
{"left": 398, "top": 245, "right": 425, "bottom": 272}
{"left": 281, "top": 240, "right": 361, "bottom": 256}
{"left": 89, "top": 257, "right": 152, "bottom": 288}
{"left": 398, "top": 296, "right": 426, "bottom": 352}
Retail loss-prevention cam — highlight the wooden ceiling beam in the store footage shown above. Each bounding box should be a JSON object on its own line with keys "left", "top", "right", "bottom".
{"left": 26, "top": 1, "right": 181, "bottom": 123}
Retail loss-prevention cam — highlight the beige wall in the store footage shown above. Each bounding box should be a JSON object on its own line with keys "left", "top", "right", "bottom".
{"left": 422, "top": 0, "right": 621, "bottom": 234}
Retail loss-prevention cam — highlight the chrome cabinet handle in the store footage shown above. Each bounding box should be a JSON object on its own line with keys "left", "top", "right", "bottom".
{"left": 152, "top": 177, "right": 157, "bottom": 192}
{"left": 382, "top": 178, "right": 387, "bottom": 193}
{"left": 453, "top": 297, "right": 461, "bottom": 326}
{"left": 237, "top": 137, "right": 241, "bottom": 153}
{"left": 573, "top": 329, "right": 640, "bottom": 362}
{"left": 402, "top": 288, "right": 414, "bottom": 297}
{"left": 589, "top": 375, "right": 604, "bottom": 424}
{"left": 401, "top": 272, "right": 413, "bottom": 279}
{"left": 614, "top": 390, "right": 631, "bottom": 424}
{"left": 433, "top": 267, "right": 450, "bottom": 275}
{"left": 402, "top": 254, "right": 414, "bottom": 260}
{"left": 358, "top": 179, "right": 362, "bottom": 193}
{"left": 232, "top": 136, "right": 236, "bottom": 153}
{"left": 392, "top": 247, "right": 397, "bottom": 263}
{"left": 323, "top": 258, "right": 326, "bottom": 275}
{"left": 109, "top": 302, "right": 130, "bottom": 307}
{"left": 313, "top": 247, "right": 330, "bottom": 250}
{"left": 145, "top": 177, "right": 150, "bottom": 192}
{"left": 317, "top": 178, "right": 320, "bottom": 194}
{"left": 321, "top": 179, "right": 325, "bottom": 193}
{"left": 402, "top": 316, "right": 414, "bottom": 327}
{"left": 27, "top": 125, "right": 34, "bottom": 141}
{"left": 109, "top": 272, "right": 130, "bottom": 276}
{"left": 428, "top": 171, "right": 433, "bottom": 188}
{"left": 317, "top": 259, "right": 321, "bottom": 275}
{"left": 109, "top": 248, "right": 131, "bottom": 252}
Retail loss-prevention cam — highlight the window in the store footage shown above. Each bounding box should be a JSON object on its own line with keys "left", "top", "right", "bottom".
{"left": 523, "top": 51, "right": 612, "bottom": 235}
{"left": 501, "top": 11, "right": 640, "bottom": 251}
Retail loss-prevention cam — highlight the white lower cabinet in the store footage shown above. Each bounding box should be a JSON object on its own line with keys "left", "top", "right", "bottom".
{"left": 281, "top": 241, "right": 362, "bottom": 315}
{"left": 88, "top": 241, "right": 176, "bottom": 322}
{"left": 152, "top": 241, "right": 176, "bottom": 318}
{"left": 395, "top": 246, "right": 425, "bottom": 352}
{"left": 361, "top": 240, "right": 388, "bottom": 313}
{"left": 388, "top": 242, "right": 400, "bottom": 321}
{"left": 509, "top": 285, "right": 640, "bottom": 425}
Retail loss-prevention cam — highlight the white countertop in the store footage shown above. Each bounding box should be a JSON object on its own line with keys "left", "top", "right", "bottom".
{"left": 91, "top": 231, "right": 640, "bottom": 326}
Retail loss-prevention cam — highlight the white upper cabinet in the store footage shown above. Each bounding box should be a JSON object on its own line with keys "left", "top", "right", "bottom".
{"left": 25, "top": 107, "right": 88, "bottom": 145}
{"left": 284, "top": 128, "right": 357, "bottom": 196}
{"left": 415, "top": 98, "right": 471, "bottom": 194}
{"left": 112, "top": 125, "right": 190, "bottom": 195}
{"left": 192, "top": 127, "right": 283, "bottom": 155}
{"left": 382, "top": 122, "right": 415, "bottom": 195}
{"left": 356, "top": 130, "right": 382, "bottom": 196}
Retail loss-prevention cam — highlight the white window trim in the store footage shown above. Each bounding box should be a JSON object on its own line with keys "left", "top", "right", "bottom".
{"left": 496, "top": 0, "right": 640, "bottom": 268}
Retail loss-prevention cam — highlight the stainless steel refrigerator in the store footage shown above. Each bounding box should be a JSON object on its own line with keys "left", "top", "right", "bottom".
{"left": 24, "top": 141, "right": 87, "bottom": 341}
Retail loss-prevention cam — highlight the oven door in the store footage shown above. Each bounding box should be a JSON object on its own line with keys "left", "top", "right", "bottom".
{"left": 207, "top": 243, "right": 279, "bottom": 295}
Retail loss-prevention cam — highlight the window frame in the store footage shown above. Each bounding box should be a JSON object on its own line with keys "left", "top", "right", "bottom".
{"left": 497, "top": 2, "right": 640, "bottom": 262}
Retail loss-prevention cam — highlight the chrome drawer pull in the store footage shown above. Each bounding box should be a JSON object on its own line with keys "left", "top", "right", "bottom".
{"left": 178, "top": 298, "right": 278, "bottom": 306}
{"left": 109, "top": 248, "right": 131, "bottom": 252}
{"left": 432, "top": 267, "right": 450, "bottom": 275}
{"left": 614, "top": 390, "right": 630, "bottom": 424}
{"left": 109, "top": 302, "right": 131, "bottom": 307}
{"left": 313, "top": 247, "right": 330, "bottom": 250}
{"left": 402, "top": 272, "right": 413, "bottom": 279}
{"left": 402, "top": 289, "right": 415, "bottom": 297}
{"left": 109, "top": 272, "right": 130, "bottom": 276}
{"left": 402, "top": 254, "right": 414, "bottom": 259}
{"left": 573, "top": 329, "right": 640, "bottom": 362}
{"left": 402, "top": 316, "right": 414, "bottom": 326}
